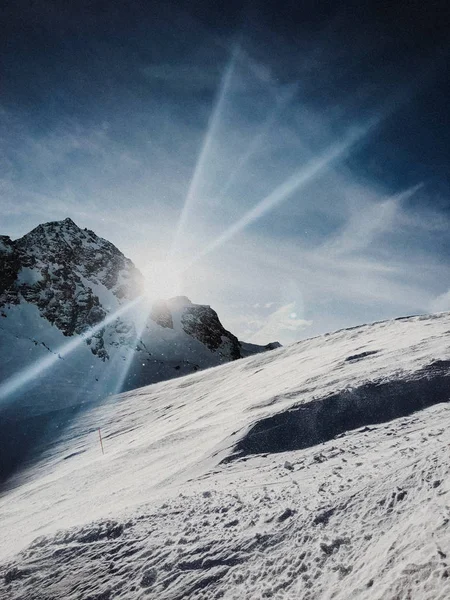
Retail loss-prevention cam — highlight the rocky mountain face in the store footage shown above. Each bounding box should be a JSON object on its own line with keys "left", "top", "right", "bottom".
{"left": 150, "top": 296, "right": 242, "bottom": 360}
{"left": 0, "top": 218, "right": 279, "bottom": 408}
{"left": 1, "top": 219, "right": 144, "bottom": 357}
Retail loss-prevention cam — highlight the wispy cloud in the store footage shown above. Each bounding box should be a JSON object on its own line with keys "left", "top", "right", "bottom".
{"left": 430, "top": 290, "right": 450, "bottom": 313}
{"left": 1, "top": 30, "right": 449, "bottom": 346}
{"left": 247, "top": 302, "right": 312, "bottom": 344}
{"left": 320, "top": 184, "right": 424, "bottom": 257}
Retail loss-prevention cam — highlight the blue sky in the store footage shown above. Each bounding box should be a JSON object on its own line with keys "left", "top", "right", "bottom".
{"left": 1, "top": 0, "right": 449, "bottom": 344}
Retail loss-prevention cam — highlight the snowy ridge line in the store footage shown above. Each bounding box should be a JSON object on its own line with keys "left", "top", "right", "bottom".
{"left": 321, "top": 310, "right": 447, "bottom": 338}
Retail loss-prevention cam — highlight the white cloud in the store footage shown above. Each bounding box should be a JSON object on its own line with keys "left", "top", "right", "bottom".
{"left": 430, "top": 290, "right": 450, "bottom": 313}
{"left": 246, "top": 303, "right": 312, "bottom": 345}
{"left": 321, "top": 184, "right": 423, "bottom": 257}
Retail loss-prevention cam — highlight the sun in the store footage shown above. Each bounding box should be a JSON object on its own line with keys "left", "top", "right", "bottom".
{"left": 142, "top": 261, "right": 183, "bottom": 301}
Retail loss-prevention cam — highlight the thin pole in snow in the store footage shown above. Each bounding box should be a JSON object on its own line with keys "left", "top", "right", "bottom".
{"left": 98, "top": 427, "right": 104, "bottom": 455}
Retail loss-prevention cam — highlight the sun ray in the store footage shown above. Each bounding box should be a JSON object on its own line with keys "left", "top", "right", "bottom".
{"left": 169, "top": 42, "right": 241, "bottom": 260}
{"left": 110, "top": 305, "right": 151, "bottom": 397}
{"left": 214, "top": 83, "right": 298, "bottom": 203}
{"left": 184, "top": 118, "right": 380, "bottom": 270}
{"left": 0, "top": 296, "right": 144, "bottom": 403}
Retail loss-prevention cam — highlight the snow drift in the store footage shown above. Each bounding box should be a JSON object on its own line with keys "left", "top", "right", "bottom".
{"left": 0, "top": 311, "right": 449, "bottom": 599}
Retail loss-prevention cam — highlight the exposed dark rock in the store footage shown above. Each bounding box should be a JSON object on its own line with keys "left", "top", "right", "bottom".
{"left": 0, "top": 236, "right": 21, "bottom": 303}
{"left": 181, "top": 303, "right": 241, "bottom": 360}
{"left": 0, "top": 218, "right": 144, "bottom": 356}
{"left": 150, "top": 301, "right": 174, "bottom": 329}
{"left": 345, "top": 350, "right": 379, "bottom": 362}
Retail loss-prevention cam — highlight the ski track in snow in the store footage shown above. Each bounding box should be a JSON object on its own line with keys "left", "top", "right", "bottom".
{"left": 1, "top": 312, "right": 450, "bottom": 599}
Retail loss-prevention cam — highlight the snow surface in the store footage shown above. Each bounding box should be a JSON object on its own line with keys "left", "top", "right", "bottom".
{"left": 1, "top": 312, "right": 450, "bottom": 599}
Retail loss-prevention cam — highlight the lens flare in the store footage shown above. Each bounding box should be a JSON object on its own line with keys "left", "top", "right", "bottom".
{"left": 0, "top": 296, "right": 144, "bottom": 403}
{"left": 184, "top": 120, "right": 379, "bottom": 270}
{"left": 215, "top": 84, "right": 298, "bottom": 203}
{"left": 169, "top": 42, "right": 241, "bottom": 259}
{"left": 142, "top": 261, "right": 183, "bottom": 301}
{"left": 110, "top": 307, "right": 151, "bottom": 397}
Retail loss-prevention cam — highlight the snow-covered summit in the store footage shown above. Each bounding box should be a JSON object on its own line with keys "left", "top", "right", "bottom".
{"left": 17, "top": 218, "right": 144, "bottom": 301}
{"left": 0, "top": 218, "right": 277, "bottom": 400}
{"left": 0, "top": 217, "right": 143, "bottom": 341}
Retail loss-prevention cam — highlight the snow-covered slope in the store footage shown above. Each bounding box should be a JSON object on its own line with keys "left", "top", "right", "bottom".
{"left": 0, "top": 218, "right": 279, "bottom": 483}
{"left": 1, "top": 312, "right": 449, "bottom": 599}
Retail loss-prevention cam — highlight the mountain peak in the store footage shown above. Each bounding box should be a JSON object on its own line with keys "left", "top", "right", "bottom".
{"left": 18, "top": 218, "right": 88, "bottom": 251}
{"left": 17, "top": 218, "right": 119, "bottom": 260}
{"left": 33, "top": 216, "right": 81, "bottom": 233}
{"left": 167, "top": 296, "right": 193, "bottom": 309}
{"left": 1, "top": 219, "right": 145, "bottom": 339}
{"left": 46, "top": 217, "right": 78, "bottom": 228}
{"left": 58, "top": 217, "right": 80, "bottom": 231}
{"left": 0, "top": 218, "right": 279, "bottom": 417}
